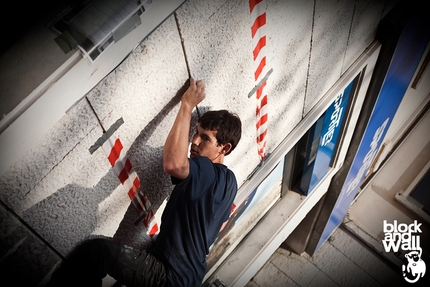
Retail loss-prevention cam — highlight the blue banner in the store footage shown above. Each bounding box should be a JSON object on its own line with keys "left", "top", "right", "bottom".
{"left": 316, "top": 18, "right": 430, "bottom": 251}
{"left": 299, "top": 80, "right": 354, "bottom": 195}
{"left": 308, "top": 79, "right": 354, "bottom": 192}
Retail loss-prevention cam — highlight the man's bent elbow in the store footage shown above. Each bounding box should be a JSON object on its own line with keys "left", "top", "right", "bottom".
{"left": 163, "top": 161, "right": 189, "bottom": 180}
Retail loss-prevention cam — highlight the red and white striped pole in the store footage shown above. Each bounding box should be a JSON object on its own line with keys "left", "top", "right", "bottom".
{"left": 100, "top": 135, "right": 159, "bottom": 238}
{"left": 101, "top": 136, "right": 145, "bottom": 211}
{"left": 90, "top": 119, "right": 159, "bottom": 238}
{"left": 250, "top": 0, "right": 268, "bottom": 161}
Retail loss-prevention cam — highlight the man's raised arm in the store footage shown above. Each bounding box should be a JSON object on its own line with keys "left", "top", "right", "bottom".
{"left": 163, "top": 78, "right": 205, "bottom": 180}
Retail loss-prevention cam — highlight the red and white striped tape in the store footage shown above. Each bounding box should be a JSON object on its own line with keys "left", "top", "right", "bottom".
{"left": 250, "top": 0, "right": 268, "bottom": 161}
{"left": 100, "top": 135, "right": 159, "bottom": 238}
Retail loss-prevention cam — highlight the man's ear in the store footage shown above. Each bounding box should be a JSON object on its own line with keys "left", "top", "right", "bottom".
{"left": 221, "top": 143, "right": 232, "bottom": 155}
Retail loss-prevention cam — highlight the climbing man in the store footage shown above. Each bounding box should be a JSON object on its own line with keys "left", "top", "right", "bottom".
{"left": 47, "top": 78, "right": 242, "bottom": 287}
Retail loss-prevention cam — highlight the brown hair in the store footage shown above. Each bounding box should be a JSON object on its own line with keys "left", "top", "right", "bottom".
{"left": 198, "top": 110, "right": 242, "bottom": 155}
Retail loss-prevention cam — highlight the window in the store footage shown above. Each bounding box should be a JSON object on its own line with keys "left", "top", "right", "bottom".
{"left": 283, "top": 75, "right": 360, "bottom": 195}
{"left": 410, "top": 169, "right": 430, "bottom": 215}
{"left": 396, "top": 161, "right": 430, "bottom": 224}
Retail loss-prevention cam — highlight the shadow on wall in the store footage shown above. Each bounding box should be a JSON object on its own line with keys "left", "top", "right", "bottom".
{"left": 113, "top": 79, "right": 210, "bottom": 249}
{"left": 21, "top": 171, "right": 119, "bottom": 256}
{"left": 20, "top": 79, "right": 210, "bottom": 256}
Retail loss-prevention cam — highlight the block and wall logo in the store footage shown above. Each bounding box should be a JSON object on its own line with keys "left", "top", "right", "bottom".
{"left": 382, "top": 220, "right": 426, "bottom": 283}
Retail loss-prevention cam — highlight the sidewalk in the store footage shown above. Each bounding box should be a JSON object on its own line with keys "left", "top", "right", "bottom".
{"left": 245, "top": 226, "right": 420, "bottom": 287}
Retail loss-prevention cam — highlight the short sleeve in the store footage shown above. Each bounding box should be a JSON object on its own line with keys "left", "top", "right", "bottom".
{"left": 174, "top": 156, "right": 217, "bottom": 200}
{"left": 187, "top": 157, "right": 216, "bottom": 199}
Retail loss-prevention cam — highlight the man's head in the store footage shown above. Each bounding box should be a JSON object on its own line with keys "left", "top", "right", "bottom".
{"left": 190, "top": 110, "right": 242, "bottom": 163}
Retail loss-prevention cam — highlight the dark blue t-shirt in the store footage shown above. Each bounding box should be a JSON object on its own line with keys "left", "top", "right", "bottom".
{"left": 151, "top": 156, "right": 237, "bottom": 287}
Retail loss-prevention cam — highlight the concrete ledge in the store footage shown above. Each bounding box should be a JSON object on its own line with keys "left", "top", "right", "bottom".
{"left": 208, "top": 185, "right": 328, "bottom": 287}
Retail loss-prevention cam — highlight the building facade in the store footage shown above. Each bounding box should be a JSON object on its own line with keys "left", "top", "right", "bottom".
{"left": 1, "top": 0, "right": 428, "bottom": 286}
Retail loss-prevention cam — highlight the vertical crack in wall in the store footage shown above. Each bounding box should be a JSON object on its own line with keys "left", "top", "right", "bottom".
{"left": 85, "top": 96, "right": 106, "bottom": 133}
{"left": 303, "top": 0, "right": 317, "bottom": 118}
{"left": 9, "top": 96, "right": 104, "bottom": 264}
{"left": 174, "top": 12, "right": 192, "bottom": 78}
{"left": 0, "top": 199, "right": 66, "bottom": 261}
{"left": 24, "top": 141, "right": 81, "bottom": 197}
{"left": 22, "top": 96, "right": 101, "bottom": 195}
{"left": 342, "top": 0, "right": 358, "bottom": 74}
{"left": 174, "top": 11, "right": 200, "bottom": 117}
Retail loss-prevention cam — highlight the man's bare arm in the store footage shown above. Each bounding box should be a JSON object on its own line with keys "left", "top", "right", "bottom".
{"left": 219, "top": 220, "right": 228, "bottom": 233}
{"left": 163, "top": 78, "right": 205, "bottom": 180}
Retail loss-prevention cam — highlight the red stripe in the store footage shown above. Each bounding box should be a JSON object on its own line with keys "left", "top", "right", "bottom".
{"left": 256, "top": 82, "right": 267, "bottom": 99}
{"left": 108, "top": 138, "right": 123, "bottom": 166}
{"left": 249, "top": 0, "right": 263, "bottom": 13}
{"left": 253, "top": 36, "right": 266, "bottom": 60}
{"left": 257, "top": 127, "right": 268, "bottom": 142}
{"left": 256, "top": 95, "right": 267, "bottom": 115}
{"left": 254, "top": 56, "right": 266, "bottom": 80}
{"left": 258, "top": 142, "right": 267, "bottom": 156}
{"left": 149, "top": 224, "right": 159, "bottom": 237}
{"left": 251, "top": 13, "right": 266, "bottom": 38}
{"left": 260, "top": 94, "right": 268, "bottom": 107}
{"left": 128, "top": 187, "right": 136, "bottom": 200}
{"left": 256, "top": 113, "right": 268, "bottom": 129}
{"left": 231, "top": 203, "right": 236, "bottom": 214}
{"left": 118, "top": 158, "right": 132, "bottom": 184}
{"left": 258, "top": 140, "right": 267, "bottom": 150}
{"left": 127, "top": 176, "right": 141, "bottom": 200}
{"left": 257, "top": 94, "right": 268, "bottom": 113}
{"left": 143, "top": 210, "right": 154, "bottom": 227}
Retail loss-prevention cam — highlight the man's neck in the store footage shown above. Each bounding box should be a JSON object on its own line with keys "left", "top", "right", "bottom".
{"left": 211, "top": 154, "right": 224, "bottom": 164}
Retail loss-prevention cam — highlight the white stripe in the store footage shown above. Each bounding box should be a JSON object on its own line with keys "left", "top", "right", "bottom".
{"left": 112, "top": 147, "right": 128, "bottom": 177}
{"left": 253, "top": 48, "right": 268, "bottom": 82}
{"left": 252, "top": 38, "right": 267, "bottom": 60}
{"left": 257, "top": 94, "right": 268, "bottom": 111}
{"left": 123, "top": 171, "right": 138, "bottom": 192}
{"left": 255, "top": 64, "right": 269, "bottom": 84}
{"left": 250, "top": 1, "right": 266, "bottom": 22}
{"left": 101, "top": 136, "right": 118, "bottom": 156}
{"left": 257, "top": 122, "right": 268, "bottom": 137}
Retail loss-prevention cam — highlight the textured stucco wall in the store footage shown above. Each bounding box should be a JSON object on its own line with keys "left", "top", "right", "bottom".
{"left": 0, "top": 0, "right": 397, "bottom": 285}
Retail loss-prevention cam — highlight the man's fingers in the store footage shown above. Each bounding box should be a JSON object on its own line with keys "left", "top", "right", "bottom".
{"left": 183, "top": 78, "right": 205, "bottom": 105}
{"left": 196, "top": 80, "right": 205, "bottom": 93}
{"left": 189, "top": 77, "right": 196, "bottom": 89}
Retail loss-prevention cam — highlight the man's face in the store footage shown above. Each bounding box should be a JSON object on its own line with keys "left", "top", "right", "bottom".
{"left": 190, "top": 124, "right": 224, "bottom": 162}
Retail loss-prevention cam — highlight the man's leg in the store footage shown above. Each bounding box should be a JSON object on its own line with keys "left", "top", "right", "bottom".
{"left": 47, "top": 237, "right": 169, "bottom": 287}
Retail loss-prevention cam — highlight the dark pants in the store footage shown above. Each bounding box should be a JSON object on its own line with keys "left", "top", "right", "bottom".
{"left": 47, "top": 237, "right": 171, "bottom": 287}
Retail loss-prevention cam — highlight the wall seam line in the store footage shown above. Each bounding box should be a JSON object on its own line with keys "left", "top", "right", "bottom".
{"left": 303, "top": 0, "right": 317, "bottom": 118}
{"left": 173, "top": 11, "right": 200, "bottom": 117}
{"left": 0, "top": 199, "right": 66, "bottom": 261}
